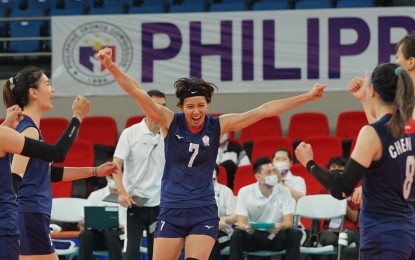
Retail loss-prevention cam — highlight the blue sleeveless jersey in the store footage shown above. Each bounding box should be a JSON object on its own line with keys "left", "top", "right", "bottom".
{"left": 360, "top": 114, "right": 415, "bottom": 246}
{"left": 14, "top": 116, "right": 52, "bottom": 216}
{"left": 161, "top": 113, "right": 220, "bottom": 208}
{"left": 0, "top": 155, "right": 18, "bottom": 231}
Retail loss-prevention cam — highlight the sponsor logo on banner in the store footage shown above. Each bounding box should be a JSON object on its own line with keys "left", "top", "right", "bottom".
{"left": 62, "top": 21, "right": 133, "bottom": 86}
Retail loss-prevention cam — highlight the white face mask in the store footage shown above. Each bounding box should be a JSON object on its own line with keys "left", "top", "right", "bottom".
{"left": 264, "top": 175, "right": 278, "bottom": 187}
{"left": 108, "top": 179, "right": 117, "bottom": 190}
{"left": 273, "top": 162, "right": 289, "bottom": 176}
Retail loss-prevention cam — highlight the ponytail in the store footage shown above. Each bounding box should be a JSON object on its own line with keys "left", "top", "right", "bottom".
{"left": 388, "top": 67, "right": 413, "bottom": 138}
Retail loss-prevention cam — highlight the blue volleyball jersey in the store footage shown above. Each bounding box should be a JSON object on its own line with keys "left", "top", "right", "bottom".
{"left": 14, "top": 116, "right": 52, "bottom": 215}
{"left": 161, "top": 113, "right": 220, "bottom": 208}
{"left": 0, "top": 155, "right": 18, "bottom": 230}
{"left": 360, "top": 114, "right": 415, "bottom": 245}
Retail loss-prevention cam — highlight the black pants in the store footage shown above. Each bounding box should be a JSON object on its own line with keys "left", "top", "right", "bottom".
{"left": 209, "top": 230, "right": 231, "bottom": 260}
{"left": 229, "top": 228, "right": 301, "bottom": 260}
{"left": 124, "top": 206, "right": 159, "bottom": 260}
{"left": 78, "top": 229, "right": 123, "bottom": 260}
{"left": 317, "top": 229, "right": 360, "bottom": 260}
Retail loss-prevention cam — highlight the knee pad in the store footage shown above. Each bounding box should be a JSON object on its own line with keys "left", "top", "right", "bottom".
{"left": 185, "top": 258, "right": 199, "bottom": 260}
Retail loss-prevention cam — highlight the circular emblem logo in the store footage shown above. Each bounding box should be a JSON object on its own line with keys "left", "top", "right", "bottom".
{"left": 62, "top": 21, "right": 133, "bottom": 86}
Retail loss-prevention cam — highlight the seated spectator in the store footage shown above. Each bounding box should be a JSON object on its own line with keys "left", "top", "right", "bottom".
{"left": 78, "top": 174, "right": 126, "bottom": 260}
{"left": 229, "top": 156, "right": 301, "bottom": 260}
{"left": 272, "top": 148, "right": 306, "bottom": 201}
{"left": 216, "top": 132, "right": 251, "bottom": 189}
{"left": 318, "top": 156, "right": 360, "bottom": 259}
{"left": 209, "top": 165, "right": 237, "bottom": 260}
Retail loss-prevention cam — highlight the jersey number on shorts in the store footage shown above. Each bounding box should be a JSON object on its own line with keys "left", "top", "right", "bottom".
{"left": 403, "top": 155, "right": 415, "bottom": 199}
{"left": 188, "top": 143, "right": 200, "bottom": 167}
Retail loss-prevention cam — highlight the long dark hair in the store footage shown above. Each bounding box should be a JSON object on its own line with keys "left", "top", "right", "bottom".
{"left": 371, "top": 63, "right": 413, "bottom": 138}
{"left": 3, "top": 66, "right": 44, "bottom": 109}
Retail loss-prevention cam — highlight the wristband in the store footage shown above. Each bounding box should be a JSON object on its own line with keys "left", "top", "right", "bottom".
{"left": 306, "top": 160, "right": 316, "bottom": 172}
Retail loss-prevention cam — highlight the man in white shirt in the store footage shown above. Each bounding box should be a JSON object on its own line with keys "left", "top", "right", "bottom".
{"left": 209, "top": 165, "right": 237, "bottom": 260}
{"left": 229, "top": 156, "right": 301, "bottom": 260}
{"left": 272, "top": 148, "right": 306, "bottom": 201}
{"left": 112, "top": 90, "right": 166, "bottom": 260}
{"left": 78, "top": 174, "right": 126, "bottom": 260}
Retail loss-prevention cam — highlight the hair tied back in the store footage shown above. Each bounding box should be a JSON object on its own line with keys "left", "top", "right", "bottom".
{"left": 394, "top": 67, "right": 403, "bottom": 76}
{"left": 9, "top": 77, "right": 16, "bottom": 90}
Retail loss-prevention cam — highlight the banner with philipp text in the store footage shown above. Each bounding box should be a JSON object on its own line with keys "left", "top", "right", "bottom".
{"left": 51, "top": 7, "right": 415, "bottom": 96}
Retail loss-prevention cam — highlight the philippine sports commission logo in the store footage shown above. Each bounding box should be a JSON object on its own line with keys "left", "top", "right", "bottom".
{"left": 62, "top": 21, "right": 133, "bottom": 86}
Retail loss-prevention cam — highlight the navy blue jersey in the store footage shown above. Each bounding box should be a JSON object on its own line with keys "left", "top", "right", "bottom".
{"left": 161, "top": 113, "right": 220, "bottom": 208}
{"left": 360, "top": 114, "right": 415, "bottom": 245}
{"left": 14, "top": 116, "right": 51, "bottom": 215}
{"left": 0, "top": 155, "right": 18, "bottom": 230}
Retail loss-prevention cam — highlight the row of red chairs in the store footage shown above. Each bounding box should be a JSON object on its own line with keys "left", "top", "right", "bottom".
{"left": 37, "top": 110, "right": 367, "bottom": 146}
{"left": 236, "top": 110, "right": 368, "bottom": 144}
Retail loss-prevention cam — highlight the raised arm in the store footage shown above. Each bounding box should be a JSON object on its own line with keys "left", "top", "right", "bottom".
{"left": 348, "top": 71, "right": 377, "bottom": 123}
{"left": 294, "top": 125, "right": 379, "bottom": 199}
{"left": 97, "top": 47, "right": 173, "bottom": 131}
{"left": 219, "top": 83, "right": 326, "bottom": 135}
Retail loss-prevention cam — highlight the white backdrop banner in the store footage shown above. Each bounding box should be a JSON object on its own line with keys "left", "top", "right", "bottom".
{"left": 51, "top": 7, "right": 415, "bottom": 96}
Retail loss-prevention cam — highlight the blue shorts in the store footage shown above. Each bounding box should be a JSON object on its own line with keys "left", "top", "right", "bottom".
{"left": 154, "top": 204, "right": 219, "bottom": 239}
{"left": 0, "top": 228, "right": 19, "bottom": 260}
{"left": 18, "top": 212, "right": 55, "bottom": 255}
{"left": 361, "top": 229, "right": 415, "bottom": 260}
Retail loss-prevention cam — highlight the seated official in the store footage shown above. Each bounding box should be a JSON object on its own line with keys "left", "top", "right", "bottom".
{"left": 229, "top": 157, "right": 301, "bottom": 260}
{"left": 78, "top": 174, "right": 126, "bottom": 260}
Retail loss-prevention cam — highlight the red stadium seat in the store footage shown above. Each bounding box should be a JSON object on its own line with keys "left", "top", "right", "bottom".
{"left": 240, "top": 116, "right": 282, "bottom": 143}
{"left": 40, "top": 117, "right": 69, "bottom": 143}
{"left": 335, "top": 111, "right": 368, "bottom": 140}
{"left": 233, "top": 165, "right": 256, "bottom": 195}
{"left": 52, "top": 140, "right": 95, "bottom": 198}
{"left": 217, "top": 164, "right": 228, "bottom": 186}
{"left": 302, "top": 136, "right": 343, "bottom": 167}
{"left": 290, "top": 163, "right": 325, "bottom": 196}
{"left": 77, "top": 116, "right": 118, "bottom": 166}
{"left": 288, "top": 112, "right": 329, "bottom": 141}
{"left": 125, "top": 115, "right": 145, "bottom": 128}
{"left": 250, "top": 136, "right": 293, "bottom": 163}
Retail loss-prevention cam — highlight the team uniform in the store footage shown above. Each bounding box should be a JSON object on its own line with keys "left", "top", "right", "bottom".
{"left": 0, "top": 156, "right": 19, "bottom": 260}
{"left": 154, "top": 113, "right": 220, "bottom": 239}
{"left": 360, "top": 114, "right": 415, "bottom": 259}
{"left": 14, "top": 115, "right": 54, "bottom": 255}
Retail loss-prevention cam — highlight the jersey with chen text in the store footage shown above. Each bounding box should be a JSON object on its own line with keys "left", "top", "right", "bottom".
{"left": 360, "top": 114, "right": 415, "bottom": 247}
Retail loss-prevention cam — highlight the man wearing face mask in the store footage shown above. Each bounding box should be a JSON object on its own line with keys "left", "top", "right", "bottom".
{"left": 216, "top": 132, "right": 251, "bottom": 189}
{"left": 78, "top": 174, "right": 126, "bottom": 260}
{"left": 229, "top": 156, "right": 301, "bottom": 260}
{"left": 272, "top": 148, "right": 306, "bottom": 201}
{"left": 317, "top": 156, "right": 360, "bottom": 259}
{"left": 209, "top": 165, "right": 237, "bottom": 260}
